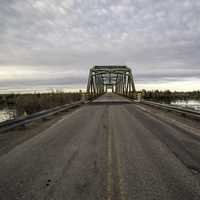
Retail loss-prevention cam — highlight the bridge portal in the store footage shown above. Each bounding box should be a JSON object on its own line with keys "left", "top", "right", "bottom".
{"left": 87, "top": 65, "right": 136, "bottom": 96}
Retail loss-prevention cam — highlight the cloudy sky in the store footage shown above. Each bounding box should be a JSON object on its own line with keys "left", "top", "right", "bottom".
{"left": 0, "top": 0, "right": 200, "bottom": 92}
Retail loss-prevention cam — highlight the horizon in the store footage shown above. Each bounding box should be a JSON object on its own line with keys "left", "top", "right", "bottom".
{"left": 0, "top": 85, "right": 200, "bottom": 94}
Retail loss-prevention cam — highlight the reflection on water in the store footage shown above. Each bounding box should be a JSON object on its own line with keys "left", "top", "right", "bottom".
{"left": 0, "top": 108, "right": 16, "bottom": 123}
{"left": 170, "top": 100, "right": 200, "bottom": 111}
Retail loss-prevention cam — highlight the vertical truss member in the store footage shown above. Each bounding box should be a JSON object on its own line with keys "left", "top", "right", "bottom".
{"left": 87, "top": 65, "right": 136, "bottom": 97}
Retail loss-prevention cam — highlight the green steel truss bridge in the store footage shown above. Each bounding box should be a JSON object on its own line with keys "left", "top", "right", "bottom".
{"left": 87, "top": 65, "right": 136, "bottom": 96}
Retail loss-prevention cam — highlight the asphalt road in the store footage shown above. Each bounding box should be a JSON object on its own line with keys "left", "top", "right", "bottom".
{"left": 0, "top": 93, "right": 200, "bottom": 200}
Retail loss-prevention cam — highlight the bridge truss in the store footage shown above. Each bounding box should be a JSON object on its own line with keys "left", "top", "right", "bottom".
{"left": 87, "top": 65, "right": 135, "bottom": 96}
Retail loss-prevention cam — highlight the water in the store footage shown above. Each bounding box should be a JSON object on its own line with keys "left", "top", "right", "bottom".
{"left": 0, "top": 108, "right": 16, "bottom": 123}
{"left": 170, "top": 100, "right": 200, "bottom": 111}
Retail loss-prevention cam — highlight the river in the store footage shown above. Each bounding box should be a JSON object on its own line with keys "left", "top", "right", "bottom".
{"left": 170, "top": 100, "right": 200, "bottom": 111}
{"left": 0, "top": 108, "right": 16, "bottom": 123}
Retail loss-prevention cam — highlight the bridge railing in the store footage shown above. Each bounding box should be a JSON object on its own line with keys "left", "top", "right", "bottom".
{"left": 118, "top": 93, "right": 200, "bottom": 120}
{"left": 0, "top": 101, "right": 85, "bottom": 133}
{"left": 141, "top": 100, "right": 200, "bottom": 120}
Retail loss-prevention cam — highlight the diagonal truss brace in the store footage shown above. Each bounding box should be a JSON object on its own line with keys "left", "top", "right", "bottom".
{"left": 87, "top": 65, "right": 136, "bottom": 96}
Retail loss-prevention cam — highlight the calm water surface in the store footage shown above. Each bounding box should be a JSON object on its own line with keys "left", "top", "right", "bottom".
{"left": 170, "top": 100, "right": 200, "bottom": 111}
{"left": 0, "top": 108, "right": 16, "bottom": 123}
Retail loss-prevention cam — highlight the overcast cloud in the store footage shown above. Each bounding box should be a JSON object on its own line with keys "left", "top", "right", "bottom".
{"left": 0, "top": 0, "right": 200, "bottom": 91}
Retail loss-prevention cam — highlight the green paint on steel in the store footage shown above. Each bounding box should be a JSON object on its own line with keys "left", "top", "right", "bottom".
{"left": 87, "top": 65, "right": 135, "bottom": 96}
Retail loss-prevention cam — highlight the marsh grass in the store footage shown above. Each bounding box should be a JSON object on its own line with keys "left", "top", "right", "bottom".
{"left": 0, "top": 92, "right": 82, "bottom": 117}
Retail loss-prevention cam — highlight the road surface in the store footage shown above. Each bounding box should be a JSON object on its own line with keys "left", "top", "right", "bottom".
{"left": 0, "top": 93, "right": 200, "bottom": 200}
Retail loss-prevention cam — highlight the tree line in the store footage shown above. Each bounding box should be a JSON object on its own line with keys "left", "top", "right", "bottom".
{"left": 140, "top": 90, "right": 200, "bottom": 102}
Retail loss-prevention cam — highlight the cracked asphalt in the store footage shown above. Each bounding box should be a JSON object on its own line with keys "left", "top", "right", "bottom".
{"left": 0, "top": 93, "right": 200, "bottom": 200}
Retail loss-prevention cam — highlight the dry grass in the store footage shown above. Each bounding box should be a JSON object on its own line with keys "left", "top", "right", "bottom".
{"left": 0, "top": 92, "right": 82, "bottom": 116}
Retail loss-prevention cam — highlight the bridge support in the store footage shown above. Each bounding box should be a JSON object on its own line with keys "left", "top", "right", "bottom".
{"left": 87, "top": 65, "right": 136, "bottom": 98}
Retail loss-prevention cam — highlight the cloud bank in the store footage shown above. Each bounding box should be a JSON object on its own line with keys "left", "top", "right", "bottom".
{"left": 0, "top": 0, "right": 200, "bottom": 91}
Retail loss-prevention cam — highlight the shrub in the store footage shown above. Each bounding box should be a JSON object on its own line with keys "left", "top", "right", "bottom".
{"left": 14, "top": 92, "right": 82, "bottom": 116}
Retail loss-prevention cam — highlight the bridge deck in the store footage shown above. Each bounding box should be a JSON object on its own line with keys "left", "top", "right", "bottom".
{"left": 93, "top": 92, "right": 131, "bottom": 103}
{"left": 0, "top": 94, "right": 200, "bottom": 199}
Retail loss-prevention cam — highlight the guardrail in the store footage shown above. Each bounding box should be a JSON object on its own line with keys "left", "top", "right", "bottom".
{"left": 0, "top": 101, "right": 86, "bottom": 133}
{"left": 140, "top": 100, "right": 200, "bottom": 120}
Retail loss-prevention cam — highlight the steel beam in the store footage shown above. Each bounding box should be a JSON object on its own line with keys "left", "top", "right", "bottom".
{"left": 87, "top": 65, "right": 136, "bottom": 97}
